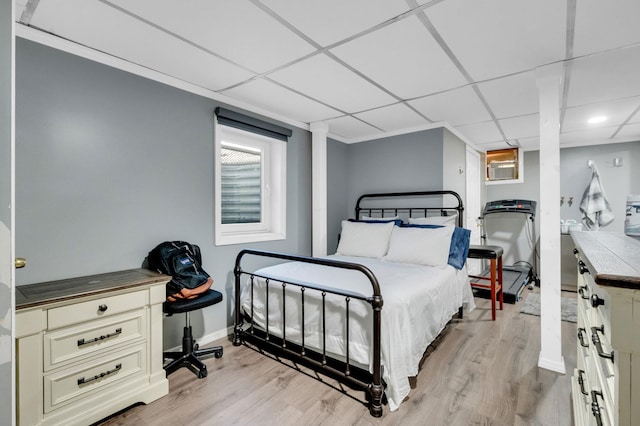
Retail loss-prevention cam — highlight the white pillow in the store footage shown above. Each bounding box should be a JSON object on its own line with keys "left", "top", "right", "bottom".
{"left": 384, "top": 226, "right": 454, "bottom": 266}
{"left": 408, "top": 215, "right": 457, "bottom": 226}
{"left": 336, "top": 220, "right": 395, "bottom": 258}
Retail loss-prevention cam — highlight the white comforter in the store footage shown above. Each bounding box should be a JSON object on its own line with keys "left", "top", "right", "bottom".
{"left": 239, "top": 255, "right": 475, "bottom": 411}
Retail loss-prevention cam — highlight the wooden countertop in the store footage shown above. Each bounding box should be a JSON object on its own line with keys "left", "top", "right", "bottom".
{"left": 16, "top": 268, "right": 171, "bottom": 310}
{"left": 571, "top": 231, "right": 640, "bottom": 289}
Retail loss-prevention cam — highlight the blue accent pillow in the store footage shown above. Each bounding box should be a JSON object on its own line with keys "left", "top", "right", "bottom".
{"left": 399, "top": 224, "right": 470, "bottom": 270}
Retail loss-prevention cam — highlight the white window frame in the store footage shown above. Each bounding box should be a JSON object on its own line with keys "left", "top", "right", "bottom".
{"left": 215, "top": 121, "right": 286, "bottom": 245}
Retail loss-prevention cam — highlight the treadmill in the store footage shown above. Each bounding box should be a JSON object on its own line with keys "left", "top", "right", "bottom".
{"left": 474, "top": 199, "right": 539, "bottom": 303}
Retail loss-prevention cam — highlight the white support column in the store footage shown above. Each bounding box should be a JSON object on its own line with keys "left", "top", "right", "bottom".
{"left": 310, "top": 122, "right": 328, "bottom": 257}
{"left": 536, "top": 63, "right": 566, "bottom": 374}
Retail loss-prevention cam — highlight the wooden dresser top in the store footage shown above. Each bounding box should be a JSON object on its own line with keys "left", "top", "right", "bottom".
{"left": 571, "top": 232, "right": 640, "bottom": 289}
{"left": 16, "top": 268, "right": 170, "bottom": 310}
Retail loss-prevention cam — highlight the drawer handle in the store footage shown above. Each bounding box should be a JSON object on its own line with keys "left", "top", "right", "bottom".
{"left": 577, "top": 328, "right": 589, "bottom": 348}
{"left": 98, "top": 304, "right": 108, "bottom": 312}
{"left": 591, "top": 326, "right": 614, "bottom": 363}
{"left": 77, "top": 327, "right": 122, "bottom": 347}
{"left": 578, "top": 285, "right": 589, "bottom": 300}
{"left": 77, "top": 363, "right": 122, "bottom": 386}
{"left": 590, "top": 294, "right": 605, "bottom": 308}
{"left": 591, "top": 390, "right": 604, "bottom": 426}
{"left": 578, "top": 260, "right": 589, "bottom": 275}
{"left": 577, "top": 369, "right": 588, "bottom": 395}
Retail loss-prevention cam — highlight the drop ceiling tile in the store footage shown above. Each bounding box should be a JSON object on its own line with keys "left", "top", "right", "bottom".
{"left": 260, "top": 0, "right": 410, "bottom": 47}
{"left": 614, "top": 122, "right": 640, "bottom": 140}
{"left": 573, "top": 0, "right": 640, "bottom": 57}
{"left": 330, "top": 16, "right": 467, "bottom": 99}
{"left": 30, "top": 0, "right": 254, "bottom": 90}
{"left": 560, "top": 126, "right": 618, "bottom": 146}
{"left": 354, "top": 103, "right": 429, "bottom": 132}
{"left": 426, "top": 0, "right": 566, "bottom": 80}
{"left": 562, "top": 97, "right": 640, "bottom": 132}
{"left": 474, "top": 141, "right": 512, "bottom": 152}
{"left": 454, "top": 120, "right": 503, "bottom": 145}
{"left": 517, "top": 137, "right": 540, "bottom": 151}
{"left": 408, "top": 85, "right": 491, "bottom": 126}
{"left": 499, "top": 114, "right": 539, "bottom": 140}
{"left": 325, "top": 115, "right": 382, "bottom": 140}
{"left": 268, "top": 53, "right": 397, "bottom": 113}
{"left": 567, "top": 46, "right": 640, "bottom": 106}
{"left": 107, "top": 0, "right": 315, "bottom": 73}
{"left": 223, "top": 78, "right": 342, "bottom": 123}
{"left": 477, "top": 71, "right": 538, "bottom": 119}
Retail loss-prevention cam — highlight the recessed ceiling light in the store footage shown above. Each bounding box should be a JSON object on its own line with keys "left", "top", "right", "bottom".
{"left": 588, "top": 116, "right": 607, "bottom": 124}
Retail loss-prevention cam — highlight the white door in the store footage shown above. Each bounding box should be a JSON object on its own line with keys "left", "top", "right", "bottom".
{"left": 465, "top": 147, "right": 482, "bottom": 274}
{"left": 1, "top": 1, "right": 15, "bottom": 424}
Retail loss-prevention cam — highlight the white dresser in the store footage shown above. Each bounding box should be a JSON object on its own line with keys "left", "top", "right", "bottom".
{"left": 15, "top": 269, "right": 170, "bottom": 426}
{"left": 570, "top": 232, "right": 640, "bottom": 426}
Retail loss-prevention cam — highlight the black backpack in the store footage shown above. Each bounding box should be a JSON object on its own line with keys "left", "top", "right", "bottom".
{"left": 147, "top": 241, "right": 212, "bottom": 302}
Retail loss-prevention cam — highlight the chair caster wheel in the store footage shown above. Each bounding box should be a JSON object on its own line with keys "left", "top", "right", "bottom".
{"left": 215, "top": 349, "right": 223, "bottom": 358}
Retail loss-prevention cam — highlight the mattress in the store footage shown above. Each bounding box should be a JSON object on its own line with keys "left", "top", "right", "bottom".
{"left": 239, "top": 254, "right": 475, "bottom": 411}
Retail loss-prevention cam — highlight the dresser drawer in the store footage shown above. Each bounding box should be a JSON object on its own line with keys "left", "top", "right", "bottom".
{"left": 44, "top": 343, "right": 147, "bottom": 414}
{"left": 48, "top": 290, "right": 148, "bottom": 330}
{"left": 44, "top": 309, "right": 147, "bottom": 371}
{"left": 571, "top": 369, "right": 592, "bottom": 426}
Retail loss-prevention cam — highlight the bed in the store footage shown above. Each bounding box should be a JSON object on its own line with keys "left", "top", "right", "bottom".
{"left": 232, "top": 190, "right": 475, "bottom": 416}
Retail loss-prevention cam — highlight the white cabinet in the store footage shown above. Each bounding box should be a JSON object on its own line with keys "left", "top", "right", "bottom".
{"left": 15, "top": 269, "right": 170, "bottom": 426}
{"left": 571, "top": 232, "right": 640, "bottom": 426}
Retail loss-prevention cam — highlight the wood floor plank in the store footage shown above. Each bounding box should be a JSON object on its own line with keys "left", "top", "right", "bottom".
{"left": 98, "top": 289, "right": 576, "bottom": 426}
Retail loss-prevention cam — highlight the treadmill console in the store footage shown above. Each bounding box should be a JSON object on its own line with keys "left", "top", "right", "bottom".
{"left": 483, "top": 199, "right": 537, "bottom": 217}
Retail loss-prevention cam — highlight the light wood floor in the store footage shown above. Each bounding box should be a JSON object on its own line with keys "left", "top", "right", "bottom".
{"left": 99, "top": 289, "right": 576, "bottom": 426}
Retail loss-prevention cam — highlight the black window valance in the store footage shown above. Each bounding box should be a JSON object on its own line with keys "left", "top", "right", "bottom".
{"left": 215, "top": 107, "right": 292, "bottom": 142}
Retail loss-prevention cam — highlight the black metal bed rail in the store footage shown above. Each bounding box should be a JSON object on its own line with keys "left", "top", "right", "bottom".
{"left": 233, "top": 248, "right": 385, "bottom": 417}
{"left": 355, "top": 190, "right": 465, "bottom": 227}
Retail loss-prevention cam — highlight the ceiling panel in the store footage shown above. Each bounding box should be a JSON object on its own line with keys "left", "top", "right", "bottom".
{"left": 517, "top": 137, "right": 541, "bottom": 151}
{"left": 573, "top": 0, "right": 640, "bottom": 57}
{"left": 409, "top": 85, "right": 491, "bottom": 126}
{"left": 354, "top": 103, "right": 429, "bottom": 133}
{"left": 567, "top": 46, "right": 640, "bottom": 107}
{"left": 30, "top": 0, "right": 254, "bottom": 90}
{"left": 615, "top": 122, "right": 640, "bottom": 140}
{"left": 454, "top": 120, "right": 503, "bottom": 144}
{"left": 478, "top": 71, "right": 538, "bottom": 119}
{"left": 223, "top": 78, "right": 342, "bottom": 123}
{"left": 268, "top": 53, "right": 397, "bottom": 113}
{"left": 560, "top": 126, "right": 619, "bottom": 146}
{"left": 325, "top": 115, "right": 382, "bottom": 140}
{"left": 562, "top": 97, "right": 640, "bottom": 133}
{"left": 499, "top": 113, "right": 539, "bottom": 140}
{"left": 260, "top": 0, "right": 410, "bottom": 47}
{"left": 426, "top": 0, "right": 566, "bottom": 81}
{"left": 107, "top": 0, "right": 315, "bottom": 74}
{"left": 330, "top": 15, "right": 467, "bottom": 99}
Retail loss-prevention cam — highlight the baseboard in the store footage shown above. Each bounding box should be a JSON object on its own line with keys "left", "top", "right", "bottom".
{"left": 538, "top": 354, "right": 566, "bottom": 374}
{"left": 165, "top": 326, "right": 233, "bottom": 352}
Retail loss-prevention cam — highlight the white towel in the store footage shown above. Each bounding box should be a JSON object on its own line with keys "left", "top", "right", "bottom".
{"left": 579, "top": 164, "right": 614, "bottom": 230}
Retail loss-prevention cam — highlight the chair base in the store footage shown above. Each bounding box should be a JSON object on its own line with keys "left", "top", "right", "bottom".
{"left": 163, "top": 325, "right": 223, "bottom": 378}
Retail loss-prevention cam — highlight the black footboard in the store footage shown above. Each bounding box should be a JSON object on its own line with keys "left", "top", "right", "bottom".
{"left": 233, "top": 249, "right": 385, "bottom": 417}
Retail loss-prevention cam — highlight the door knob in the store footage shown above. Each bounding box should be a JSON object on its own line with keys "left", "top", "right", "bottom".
{"left": 14, "top": 257, "right": 26, "bottom": 268}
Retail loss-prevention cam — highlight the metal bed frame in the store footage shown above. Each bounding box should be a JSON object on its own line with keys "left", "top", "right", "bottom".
{"left": 233, "top": 190, "right": 465, "bottom": 417}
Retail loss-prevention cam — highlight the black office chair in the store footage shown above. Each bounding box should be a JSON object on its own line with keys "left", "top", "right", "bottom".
{"left": 163, "top": 289, "right": 224, "bottom": 378}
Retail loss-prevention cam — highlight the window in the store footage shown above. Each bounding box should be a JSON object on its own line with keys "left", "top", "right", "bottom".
{"left": 485, "top": 147, "right": 524, "bottom": 184}
{"left": 214, "top": 111, "right": 287, "bottom": 245}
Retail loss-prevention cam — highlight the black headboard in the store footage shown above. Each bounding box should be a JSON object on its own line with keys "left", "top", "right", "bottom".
{"left": 355, "top": 190, "right": 464, "bottom": 227}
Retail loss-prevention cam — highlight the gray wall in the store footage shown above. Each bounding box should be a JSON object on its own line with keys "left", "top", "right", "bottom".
{"left": 15, "top": 38, "right": 312, "bottom": 345}
{"left": 1, "top": 0, "right": 13, "bottom": 423}
{"left": 327, "top": 138, "right": 349, "bottom": 254}
{"left": 443, "top": 128, "right": 467, "bottom": 208}
{"left": 326, "top": 128, "right": 446, "bottom": 253}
